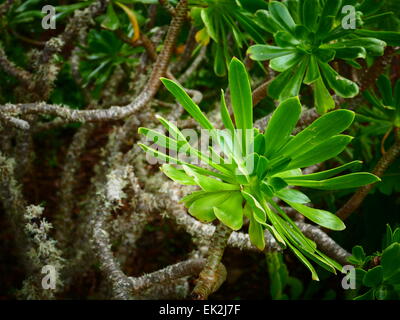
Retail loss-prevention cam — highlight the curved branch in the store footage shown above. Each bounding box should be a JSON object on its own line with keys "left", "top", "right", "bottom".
{"left": 337, "top": 130, "right": 400, "bottom": 221}
{"left": 0, "top": 0, "right": 188, "bottom": 123}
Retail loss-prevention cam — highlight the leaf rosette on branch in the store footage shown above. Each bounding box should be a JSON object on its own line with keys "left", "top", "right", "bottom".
{"left": 138, "top": 58, "right": 380, "bottom": 280}
{"left": 247, "top": 0, "right": 399, "bottom": 114}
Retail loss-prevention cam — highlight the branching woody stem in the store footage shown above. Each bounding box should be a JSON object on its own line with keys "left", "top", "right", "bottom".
{"left": 159, "top": 0, "right": 176, "bottom": 16}
{"left": 337, "top": 130, "right": 400, "bottom": 221}
{"left": 192, "top": 223, "right": 232, "bottom": 300}
{"left": 0, "top": 0, "right": 188, "bottom": 123}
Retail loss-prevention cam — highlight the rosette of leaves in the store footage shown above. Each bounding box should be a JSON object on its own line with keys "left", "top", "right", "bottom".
{"left": 80, "top": 29, "right": 142, "bottom": 94}
{"left": 247, "top": 0, "right": 391, "bottom": 114}
{"left": 138, "top": 58, "right": 380, "bottom": 280}
{"left": 348, "top": 225, "right": 400, "bottom": 300}
{"left": 191, "top": 0, "right": 267, "bottom": 76}
{"left": 357, "top": 75, "right": 400, "bottom": 136}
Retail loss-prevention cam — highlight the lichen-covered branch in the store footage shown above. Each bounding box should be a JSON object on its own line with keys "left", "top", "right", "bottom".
{"left": 0, "top": 0, "right": 188, "bottom": 123}
{"left": 296, "top": 222, "right": 351, "bottom": 266}
{"left": 192, "top": 223, "right": 231, "bottom": 300}
{"left": 130, "top": 258, "right": 205, "bottom": 292}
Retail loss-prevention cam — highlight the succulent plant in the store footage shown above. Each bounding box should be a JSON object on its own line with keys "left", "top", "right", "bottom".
{"left": 139, "top": 58, "right": 380, "bottom": 279}
{"left": 247, "top": 0, "right": 396, "bottom": 114}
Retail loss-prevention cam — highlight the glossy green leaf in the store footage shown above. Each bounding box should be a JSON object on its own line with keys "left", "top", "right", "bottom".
{"left": 355, "top": 29, "right": 400, "bottom": 46}
{"left": 249, "top": 211, "right": 265, "bottom": 250}
{"left": 161, "top": 78, "right": 214, "bottom": 130}
{"left": 277, "top": 58, "right": 308, "bottom": 100}
{"left": 313, "top": 76, "right": 335, "bottom": 114}
{"left": 269, "top": 1, "right": 296, "bottom": 34}
{"left": 182, "top": 165, "right": 239, "bottom": 192}
{"left": 214, "top": 191, "right": 244, "bottom": 230}
{"left": 304, "top": 55, "right": 320, "bottom": 85}
{"left": 301, "top": 0, "right": 319, "bottom": 31}
{"left": 381, "top": 243, "right": 400, "bottom": 280}
{"left": 264, "top": 97, "right": 301, "bottom": 157}
{"left": 269, "top": 177, "right": 288, "bottom": 192}
{"left": 278, "top": 110, "right": 355, "bottom": 159}
{"left": 336, "top": 37, "right": 386, "bottom": 56}
{"left": 214, "top": 43, "right": 227, "bottom": 77}
{"left": 220, "top": 90, "right": 235, "bottom": 131}
{"left": 228, "top": 57, "right": 253, "bottom": 131}
{"left": 268, "top": 69, "right": 293, "bottom": 100}
{"left": 363, "top": 266, "right": 384, "bottom": 287}
{"left": 274, "top": 31, "right": 300, "bottom": 48}
{"left": 247, "top": 45, "right": 293, "bottom": 61}
{"left": 241, "top": 191, "right": 267, "bottom": 225}
{"left": 377, "top": 75, "right": 394, "bottom": 107}
{"left": 285, "top": 161, "right": 362, "bottom": 181}
{"left": 138, "top": 127, "right": 181, "bottom": 151}
{"left": 319, "top": 62, "right": 359, "bottom": 98}
{"left": 286, "top": 172, "right": 380, "bottom": 190}
{"left": 276, "top": 188, "right": 310, "bottom": 204}
{"left": 181, "top": 190, "right": 208, "bottom": 207}
{"left": 201, "top": 9, "right": 218, "bottom": 42}
{"left": 255, "top": 9, "right": 280, "bottom": 33}
{"left": 270, "top": 52, "right": 303, "bottom": 72}
{"left": 316, "top": 0, "right": 342, "bottom": 36}
{"left": 286, "top": 135, "right": 353, "bottom": 169}
{"left": 286, "top": 201, "right": 346, "bottom": 231}
{"left": 287, "top": 242, "right": 319, "bottom": 281}
{"left": 189, "top": 192, "right": 230, "bottom": 222}
{"left": 156, "top": 115, "right": 187, "bottom": 142}
{"left": 101, "top": 4, "right": 120, "bottom": 31}
{"left": 161, "top": 164, "right": 195, "bottom": 185}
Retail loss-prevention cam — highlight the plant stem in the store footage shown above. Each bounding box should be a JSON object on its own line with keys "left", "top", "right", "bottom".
{"left": 192, "top": 222, "right": 232, "bottom": 300}
{"left": 337, "top": 129, "right": 400, "bottom": 221}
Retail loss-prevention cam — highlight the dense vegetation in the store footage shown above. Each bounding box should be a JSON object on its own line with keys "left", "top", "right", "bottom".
{"left": 0, "top": 0, "right": 399, "bottom": 300}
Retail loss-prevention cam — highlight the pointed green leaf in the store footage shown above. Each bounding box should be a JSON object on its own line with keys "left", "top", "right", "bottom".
{"left": 264, "top": 97, "right": 301, "bottom": 157}
{"left": 138, "top": 127, "right": 182, "bottom": 151}
{"left": 269, "top": 1, "right": 296, "bottom": 34}
{"left": 276, "top": 188, "right": 311, "bottom": 204}
{"left": 161, "top": 78, "right": 214, "bottom": 130}
{"left": 287, "top": 242, "right": 319, "bottom": 280}
{"left": 181, "top": 190, "right": 208, "bottom": 207}
{"left": 313, "top": 76, "right": 335, "bottom": 114}
{"left": 182, "top": 165, "right": 239, "bottom": 192}
{"left": 241, "top": 191, "right": 267, "bottom": 225}
{"left": 285, "top": 161, "right": 362, "bottom": 181}
{"left": 287, "top": 201, "right": 346, "bottom": 231}
{"left": 304, "top": 55, "right": 320, "bottom": 85}
{"left": 228, "top": 58, "right": 253, "bottom": 131}
{"left": 316, "top": 0, "right": 342, "bottom": 36}
{"left": 278, "top": 58, "right": 308, "bottom": 100}
{"left": 286, "top": 135, "right": 353, "bottom": 169}
{"left": 249, "top": 213, "right": 265, "bottom": 250}
{"left": 270, "top": 52, "right": 304, "bottom": 72}
{"left": 101, "top": 4, "right": 120, "bottom": 31}
{"left": 220, "top": 90, "right": 235, "bottom": 131}
{"left": 161, "top": 164, "right": 196, "bottom": 185}
{"left": 377, "top": 75, "right": 394, "bottom": 107}
{"left": 286, "top": 172, "right": 381, "bottom": 190}
{"left": 278, "top": 109, "right": 355, "bottom": 158}
{"left": 319, "top": 63, "right": 359, "bottom": 98}
{"left": 301, "top": 0, "right": 319, "bottom": 31}
{"left": 247, "top": 45, "right": 293, "bottom": 61}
